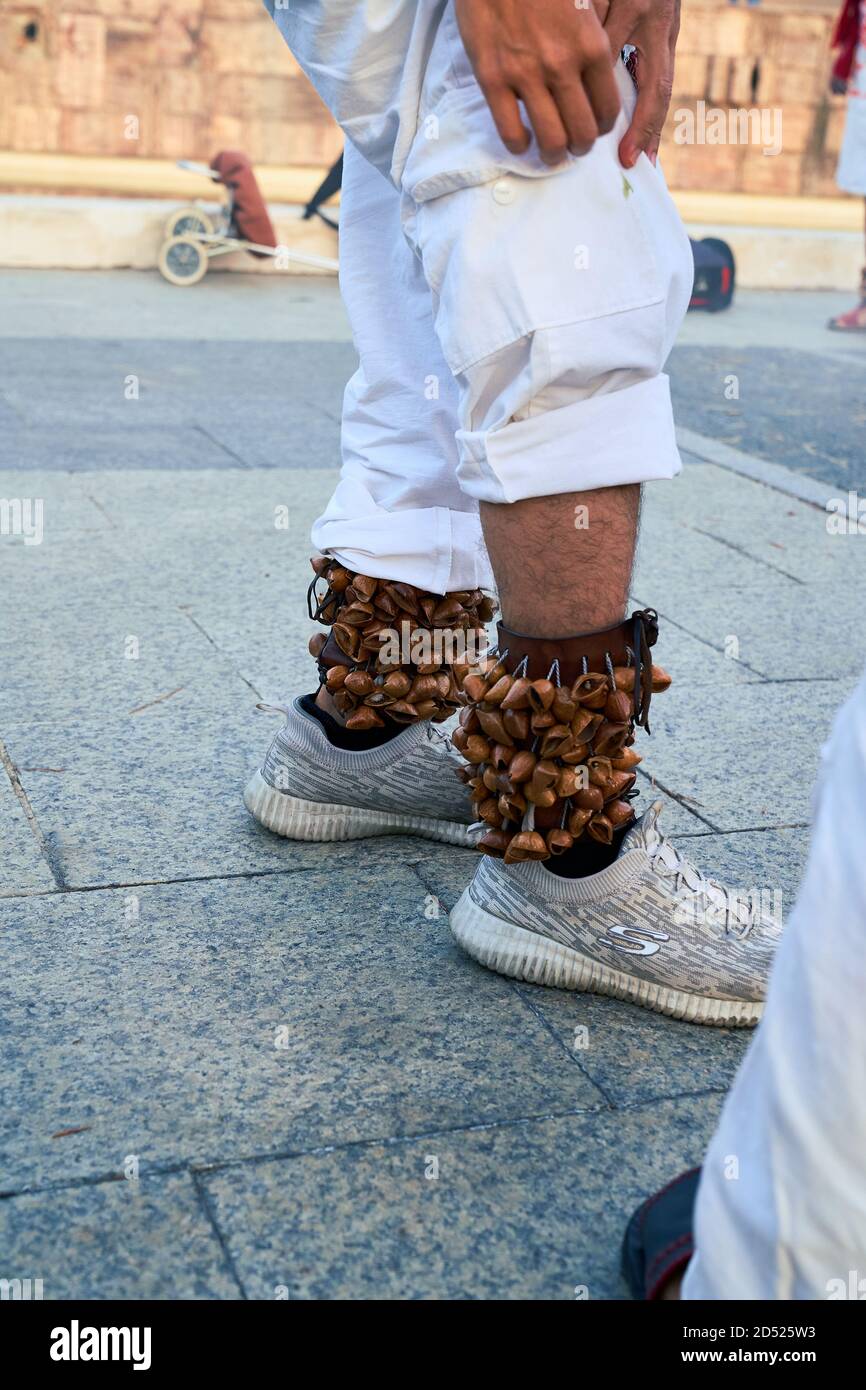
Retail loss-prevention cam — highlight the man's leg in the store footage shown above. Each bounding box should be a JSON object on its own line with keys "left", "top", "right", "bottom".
{"left": 403, "top": 47, "right": 682, "bottom": 837}
{"left": 245, "top": 138, "right": 492, "bottom": 844}
{"left": 308, "top": 139, "right": 495, "bottom": 730}
{"left": 480, "top": 486, "right": 639, "bottom": 636}
{"left": 628, "top": 666, "right": 866, "bottom": 1296}
{"left": 255, "top": 6, "right": 783, "bottom": 1024}
{"left": 679, "top": 667, "right": 866, "bottom": 1297}
{"left": 827, "top": 199, "right": 866, "bottom": 331}
{"left": 311, "top": 139, "right": 491, "bottom": 600}
{"left": 398, "top": 41, "right": 781, "bottom": 1022}
{"left": 478, "top": 483, "right": 643, "bottom": 881}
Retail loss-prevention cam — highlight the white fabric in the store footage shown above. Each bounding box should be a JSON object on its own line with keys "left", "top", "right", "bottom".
{"left": 265, "top": 0, "right": 447, "bottom": 186}
{"left": 312, "top": 135, "right": 486, "bottom": 593}
{"left": 837, "top": 15, "right": 866, "bottom": 196}
{"left": 270, "top": 1, "right": 693, "bottom": 592}
{"left": 682, "top": 667, "right": 866, "bottom": 1300}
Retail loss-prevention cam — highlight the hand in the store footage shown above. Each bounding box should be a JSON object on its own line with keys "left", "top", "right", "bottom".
{"left": 454, "top": 0, "right": 621, "bottom": 165}
{"left": 604, "top": 0, "right": 681, "bottom": 167}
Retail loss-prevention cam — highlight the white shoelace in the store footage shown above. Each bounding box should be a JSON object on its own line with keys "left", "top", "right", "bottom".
{"left": 425, "top": 725, "right": 490, "bottom": 839}
{"left": 425, "top": 723, "right": 464, "bottom": 768}
{"left": 647, "top": 836, "right": 760, "bottom": 938}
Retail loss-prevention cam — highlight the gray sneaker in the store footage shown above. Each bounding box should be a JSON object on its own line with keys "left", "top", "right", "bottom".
{"left": 244, "top": 697, "right": 472, "bottom": 845}
{"left": 449, "top": 803, "right": 782, "bottom": 1026}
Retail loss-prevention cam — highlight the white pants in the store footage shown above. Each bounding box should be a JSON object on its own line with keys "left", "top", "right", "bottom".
{"left": 683, "top": 667, "right": 866, "bottom": 1300}
{"left": 836, "top": 24, "right": 866, "bottom": 198}
{"left": 276, "top": 3, "right": 694, "bottom": 592}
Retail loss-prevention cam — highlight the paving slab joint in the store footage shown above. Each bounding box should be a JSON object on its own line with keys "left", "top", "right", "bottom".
{"left": 0, "top": 737, "right": 66, "bottom": 890}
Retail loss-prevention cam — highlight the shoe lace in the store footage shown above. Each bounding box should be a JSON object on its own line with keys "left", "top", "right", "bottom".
{"left": 647, "top": 837, "right": 761, "bottom": 939}
{"left": 424, "top": 722, "right": 464, "bottom": 767}
{"left": 426, "top": 724, "right": 487, "bottom": 839}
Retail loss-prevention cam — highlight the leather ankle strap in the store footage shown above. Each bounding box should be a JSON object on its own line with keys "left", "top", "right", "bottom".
{"left": 495, "top": 610, "right": 658, "bottom": 687}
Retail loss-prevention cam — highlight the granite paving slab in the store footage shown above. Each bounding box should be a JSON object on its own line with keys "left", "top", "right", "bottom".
{"left": 627, "top": 584, "right": 759, "bottom": 689}
{"left": 0, "top": 585, "right": 241, "bottom": 726}
{"left": 646, "top": 460, "right": 859, "bottom": 589}
{"left": 668, "top": 343, "right": 866, "bottom": 491}
{"left": 50, "top": 465, "right": 334, "bottom": 536}
{"left": 0, "top": 776, "right": 57, "bottom": 897}
{"left": 0, "top": 1173, "right": 241, "bottom": 1300}
{"left": 201, "top": 1094, "right": 723, "bottom": 1300}
{"left": 638, "top": 677, "right": 849, "bottom": 832}
{"left": 8, "top": 426, "right": 248, "bottom": 472}
{"left": 0, "top": 276, "right": 855, "bottom": 1300}
{"left": 636, "top": 579, "right": 862, "bottom": 683}
{"left": 635, "top": 502, "right": 805, "bottom": 597}
{"left": 2, "top": 686, "right": 477, "bottom": 886}
{"left": 2, "top": 339, "right": 354, "bottom": 470}
{"left": 0, "top": 867, "right": 606, "bottom": 1191}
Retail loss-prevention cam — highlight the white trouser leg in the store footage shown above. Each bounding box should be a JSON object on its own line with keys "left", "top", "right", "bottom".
{"left": 287, "top": 6, "right": 693, "bottom": 586}
{"left": 311, "top": 139, "right": 493, "bottom": 594}
{"left": 400, "top": 32, "right": 693, "bottom": 503}
{"left": 682, "top": 668, "right": 866, "bottom": 1300}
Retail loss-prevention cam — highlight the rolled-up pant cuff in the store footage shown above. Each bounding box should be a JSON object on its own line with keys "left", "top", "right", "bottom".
{"left": 455, "top": 373, "right": 682, "bottom": 504}
{"left": 311, "top": 504, "right": 494, "bottom": 595}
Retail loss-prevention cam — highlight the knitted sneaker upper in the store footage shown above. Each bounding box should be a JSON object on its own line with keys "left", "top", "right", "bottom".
{"left": 468, "top": 803, "right": 783, "bottom": 1003}
{"left": 259, "top": 697, "right": 473, "bottom": 823}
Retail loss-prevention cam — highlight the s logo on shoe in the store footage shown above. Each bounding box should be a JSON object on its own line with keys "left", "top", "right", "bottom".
{"left": 600, "top": 925, "right": 670, "bottom": 957}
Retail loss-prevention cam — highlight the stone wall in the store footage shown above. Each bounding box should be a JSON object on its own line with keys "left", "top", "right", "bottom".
{"left": 664, "top": 0, "right": 847, "bottom": 197}
{"left": 0, "top": 0, "right": 342, "bottom": 169}
{"left": 0, "top": 0, "right": 849, "bottom": 197}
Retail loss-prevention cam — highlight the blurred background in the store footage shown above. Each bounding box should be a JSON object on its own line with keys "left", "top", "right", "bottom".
{"left": 0, "top": 0, "right": 861, "bottom": 288}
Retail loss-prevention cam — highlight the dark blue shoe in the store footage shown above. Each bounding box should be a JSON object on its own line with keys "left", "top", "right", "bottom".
{"left": 622, "top": 1167, "right": 701, "bottom": 1299}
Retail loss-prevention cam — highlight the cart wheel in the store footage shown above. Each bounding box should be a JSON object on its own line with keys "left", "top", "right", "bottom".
{"left": 158, "top": 235, "right": 208, "bottom": 286}
{"left": 163, "top": 206, "right": 214, "bottom": 240}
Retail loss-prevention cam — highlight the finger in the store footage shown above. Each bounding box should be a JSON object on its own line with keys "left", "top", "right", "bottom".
{"left": 618, "top": 58, "right": 672, "bottom": 167}
{"left": 604, "top": 1, "right": 643, "bottom": 60}
{"left": 668, "top": 0, "right": 682, "bottom": 54}
{"left": 481, "top": 80, "right": 532, "bottom": 155}
{"left": 581, "top": 50, "right": 622, "bottom": 137}
{"left": 549, "top": 77, "right": 600, "bottom": 155}
{"left": 519, "top": 83, "right": 570, "bottom": 164}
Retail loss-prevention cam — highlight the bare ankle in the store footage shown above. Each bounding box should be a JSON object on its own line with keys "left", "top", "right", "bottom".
{"left": 315, "top": 685, "right": 347, "bottom": 726}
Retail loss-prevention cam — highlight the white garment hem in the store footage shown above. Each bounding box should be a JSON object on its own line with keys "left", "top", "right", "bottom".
{"left": 311, "top": 502, "right": 495, "bottom": 593}
{"left": 455, "top": 373, "right": 683, "bottom": 503}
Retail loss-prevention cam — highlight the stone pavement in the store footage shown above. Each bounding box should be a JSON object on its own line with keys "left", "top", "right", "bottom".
{"left": 1, "top": 271, "right": 861, "bottom": 1300}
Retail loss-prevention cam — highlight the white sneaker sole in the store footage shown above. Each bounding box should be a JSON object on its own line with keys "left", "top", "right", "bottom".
{"left": 450, "top": 889, "right": 763, "bottom": 1027}
{"left": 244, "top": 770, "right": 472, "bottom": 847}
